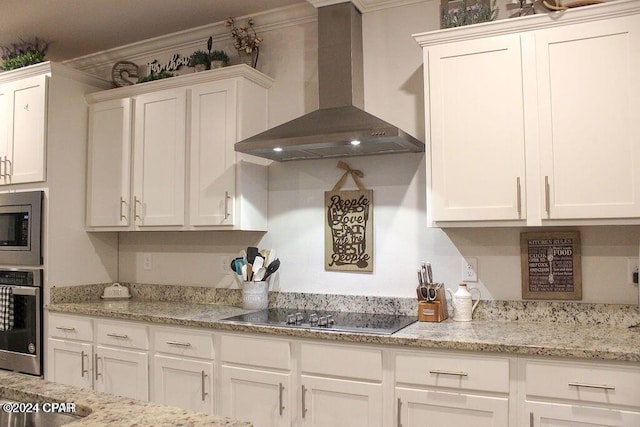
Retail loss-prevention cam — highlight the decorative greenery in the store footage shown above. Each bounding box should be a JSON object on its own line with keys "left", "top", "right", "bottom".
{"left": 136, "top": 71, "right": 174, "bottom": 84}
{"left": 0, "top": 37, "right": 50, "bottom": 71}
{"left": 210, "top": 50, "right": 229, "bottom": 63}
{"left": 441, "top": 0, "right": 498, "bottom": 28}
{"left": 188, "top": 50, "right": 211, "bottom": 67}
{"left": 225, "top": 17, "right": 263, "bottom": 54}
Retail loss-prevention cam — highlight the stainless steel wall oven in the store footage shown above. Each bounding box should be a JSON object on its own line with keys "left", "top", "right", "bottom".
{"left": 0, "top": 268, "right": 42, "bottom": 376}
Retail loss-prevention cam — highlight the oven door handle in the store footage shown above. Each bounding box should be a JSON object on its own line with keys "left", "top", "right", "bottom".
{"left": 9, "top": 286, "right": 38, "bottom": 296}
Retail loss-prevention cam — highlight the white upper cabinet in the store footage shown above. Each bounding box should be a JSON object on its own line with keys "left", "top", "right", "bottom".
{"left": 86, "top": 98, "right": 132, "bottom": 227}
{"left": 0, "top": 75, "right": 48, "bottom": 185}
{"left": 133, "top": 89, "right": 187, "bottom": 227}
{"left": 415, "top": 0, "right": 640, "bottom": 226}
{"left": 85, "top": 66, "right": 272, "bottom": 231}
{"left": 536, "top": 15, "right": 640, "bottom": 220}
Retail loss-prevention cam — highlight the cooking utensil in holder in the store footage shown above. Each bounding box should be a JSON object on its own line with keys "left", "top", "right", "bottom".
{"left": 417, "top": 283, "right": 448, "bottom": 322}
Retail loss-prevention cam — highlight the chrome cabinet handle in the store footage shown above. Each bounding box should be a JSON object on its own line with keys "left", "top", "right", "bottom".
{"left": 134, "top": 196, "right": 142, "bottom": 221}
{"left": 201, "top": 370, "right": 208, "bottom": 401}
{"left": 278, "top": 383, "right": 284, "bottom": 416}
{"left": 0, "top": 158, "right": 4, "bottom": 178}
{"left": 4, "top": 156, "right": 11, "bottom": 178}
{"left": 530, "top": 411, "right": 534, "bottom": 427}
{"left": 224, "top": 191, "right": 231, "bottom": 219}
{"left": 516, "top": 176, "right": 522, "bottom": 218}
{"left": 56, "top": 326, "right": 76, "bottom": 332}
{"left": 544, "top": 175, "right": 550, "bottom": 215}
{"left": 81, "top": 351, "right": 88, "bottom": 377}
{"left": 429, "top": 370, "right": 468, "bottom": 377}
{"left": 397, "top": 398, "right": 402, "bottom": 427}
{"left": 301, "top": 385, "right": 307, "bottom": 418}
{"left": 166, "top": 341, "right": 192, "bottom": 347}
{"left": 106, "top": 333, "right": 129, "bottom": 339}
{"left": 94, "top": 353, "right": 101, "bottom": 380}
{"left": 568, "top": 382, "right": 615, "bottom": 391}
{"left": 119, "top": 197, "right": 127, "bottom": 221}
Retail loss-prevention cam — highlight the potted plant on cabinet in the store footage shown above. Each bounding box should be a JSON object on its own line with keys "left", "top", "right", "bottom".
{"left": 210, "top": 50, "right": 229, "bottom": 69}
{"left": 0, "top": 37, "right": 50, "bottom": 71}
{"left": 188, "top": 50, "right": 211, "bottom": 72}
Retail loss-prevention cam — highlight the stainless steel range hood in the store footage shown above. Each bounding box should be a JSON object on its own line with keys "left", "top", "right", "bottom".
{"left": 234, "top": 1, "right": 424, "bottom": 161}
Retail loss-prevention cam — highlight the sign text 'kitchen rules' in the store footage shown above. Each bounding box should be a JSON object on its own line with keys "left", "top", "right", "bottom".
{"left": 520, "top": 231, "right": 582, "bottom": 300}
{"left": 325, "top": 161, "right": 373, "bottom": 272}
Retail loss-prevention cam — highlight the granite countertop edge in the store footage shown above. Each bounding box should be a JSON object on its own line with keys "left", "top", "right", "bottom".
{"left": 46, "top": 301, "right": 640, "bottom": 363}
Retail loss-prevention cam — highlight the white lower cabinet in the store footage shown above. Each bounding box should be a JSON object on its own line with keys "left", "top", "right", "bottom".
{"left": 150, "top": 326, "right": 215, "bottom": 415}
{"left": 219, "top": 334, "right": 292, "bottom": 426}
{"left": 395, "top": 350, "right": 510, "bottom": 427}
{"left": 94, "top": 345, "right": 148, "bottom": 401}
{"left": 47, "top": 338, "right": 93, "bottom": 389}
{"left": 521, "top": 358, "right": 640, "bottom": 427}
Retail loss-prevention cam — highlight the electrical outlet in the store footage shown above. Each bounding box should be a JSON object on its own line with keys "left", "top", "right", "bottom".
{"left": 143, "top": 253, "right": 152, "bottom": 271}
{"left": 462, "top": 257, "right": 478, "bottom": 282}
{"left": 627, "top": 258, "right": 638, "bottom": 284}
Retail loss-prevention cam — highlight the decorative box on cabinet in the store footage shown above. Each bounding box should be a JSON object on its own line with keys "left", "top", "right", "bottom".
{"left": 414, "top": 0, "right": 640, "bottom": 226}
{"left": 86, "top": 65, "right": 272, "bottom": 231}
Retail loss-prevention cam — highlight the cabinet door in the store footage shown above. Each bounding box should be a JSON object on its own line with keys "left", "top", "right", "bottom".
{"left": 220, "top": 365, "right": 291, "bottom": 427}
{"left": 133, "top": 89, "right": 186, "bottom": 227}
{"left": 4, "top": 75, "right": 47, "bottom": 185}
{"left": 537, "top": 15, "right": 640, "bottom": 219}
{"left": 300, "top": 375, "right": 382, "bottom": 427}
{"left": 428, "top": 34, "right": 526, "bottom": 221}
{"left": 153, "top": 354, "right": 213, "bottom": 415}
{"left": 46, "top": 338, "right": 93, "bottom": 390}
{"left": 396, "top": 387, "right": 509, "bottom": 427}
{"left": 95, "top": 345, "right": 148, "bottom": 401}
{"left": 86, "top": 99, "right": 132, "bottom": 228}
{"left": 527, "top": 401, "right": 640, "bottom": 427}
{"left": 189, "top": 80, "right": 237, "bottom": 226}
{"left": 0, "top": 87, "right": 7, "bottom": 181}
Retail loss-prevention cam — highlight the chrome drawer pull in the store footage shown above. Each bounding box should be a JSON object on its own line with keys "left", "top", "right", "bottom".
{"left": 568, "top": 382, "right": 615, "bottom": 391}
{"left": 166, "top": 341, "right": 192, "bottom": 347}
{"left": 106, "top": 333, "right": 129, "bottom": 339}
{"left": 55, "top": 326, "right": 76, "bottom": 332}
{"left": 429, "top": 370, "right": 468, "bottom": 377}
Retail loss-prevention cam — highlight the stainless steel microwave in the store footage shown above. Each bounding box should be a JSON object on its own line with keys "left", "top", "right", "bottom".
{"left": 0, "top": 191, "right": 43, "bottom": 266}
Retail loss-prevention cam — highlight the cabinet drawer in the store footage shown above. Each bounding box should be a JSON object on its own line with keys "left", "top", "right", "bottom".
{"left": 220, "top": 334, "right": 290, "bottom": 370}
{"left": 152, "top": 326, "right": 213, "bottom": 359}
{"left": 48, "top": 313, "right": 93, "bottom": 341}
{"left": 396, "top": 351, "right": 509, "bottom": 393}
{"left": 301, "top": 342, "right": 382, "bottom": 382}
{"left": 95, "top": 319, "right": 149, "bottom": 350}
{"left": 525, "top": 359, "right": 640, "bottom": 408}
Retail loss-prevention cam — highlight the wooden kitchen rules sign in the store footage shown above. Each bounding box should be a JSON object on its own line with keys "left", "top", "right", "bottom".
{"left": 520, "top": 231, "right": 582, "bottom": 300}
{"left": 325, "top": 161, "right": 373, "bottom": 272}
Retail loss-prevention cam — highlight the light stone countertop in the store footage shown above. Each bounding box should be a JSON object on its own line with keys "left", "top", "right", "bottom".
{"left": 0, "top": 370, "right": 251, "bottom": 427}
{"left": 46, "top": 300, "right": 640, "bottom": 362}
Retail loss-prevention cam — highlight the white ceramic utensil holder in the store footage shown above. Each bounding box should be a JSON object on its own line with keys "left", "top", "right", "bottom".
{"left": 242, "top": 281, "right": 269, "bottom": 310}
{"left": 446, "top": 283, "right": 481, "bottom": 322}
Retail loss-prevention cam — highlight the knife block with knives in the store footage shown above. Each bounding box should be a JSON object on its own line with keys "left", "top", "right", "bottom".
{"left": 416, "top": 262, "right": 448, "bottom": 322}
{"left": 417, "top": 286, "right": 448, "bottom": 322}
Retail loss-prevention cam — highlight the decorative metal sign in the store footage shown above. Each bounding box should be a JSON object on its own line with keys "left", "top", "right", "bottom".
{"left": 325, "top": 162, "right": 373, "bottom": 272}
{"left": 520, "top": 231, "right": 582, "bottom": 300}
{"left": 146, "top": 53, "right": 189, "bottom": 75}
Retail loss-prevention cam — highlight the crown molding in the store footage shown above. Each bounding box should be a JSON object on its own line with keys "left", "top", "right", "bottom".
{"left": 0, "top": 61, "right": 111, "bottom": 88}
{"left": 63, "top": 3, "right": 317, "bottom": 74}
{"left": 306, "top": 0, "right": 430, "bottom": 13}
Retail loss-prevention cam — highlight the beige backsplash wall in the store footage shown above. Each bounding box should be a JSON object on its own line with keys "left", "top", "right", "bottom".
{"left": 118, "top": 151, "right": 640, "bottom": 304}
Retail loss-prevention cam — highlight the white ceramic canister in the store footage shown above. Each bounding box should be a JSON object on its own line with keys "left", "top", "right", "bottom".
{"left": 242, "top": 281, "right": 269, "bottom": 310}
{"left": 446, "top": 283, "right": 481, "bottom": 322}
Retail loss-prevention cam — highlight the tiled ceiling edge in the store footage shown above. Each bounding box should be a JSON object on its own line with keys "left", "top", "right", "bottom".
{"left": 63, "top": 3, "right": 317, "bottom": 74}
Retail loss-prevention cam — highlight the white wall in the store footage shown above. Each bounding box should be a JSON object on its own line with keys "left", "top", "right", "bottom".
{"left": 88, "top": 1, "right": 639, "bottom": 303}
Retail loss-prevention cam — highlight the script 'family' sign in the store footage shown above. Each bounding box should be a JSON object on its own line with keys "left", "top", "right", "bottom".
{"left": 520, "top": 231, "right": 582, "bottom": 300}
{"left": 325, "top": 189, "right": 373, "bottom": 272}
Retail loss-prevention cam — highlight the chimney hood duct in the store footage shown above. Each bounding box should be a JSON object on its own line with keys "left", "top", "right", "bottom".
{"left": 234, "top": 2, "right": 424, "bottom": 161}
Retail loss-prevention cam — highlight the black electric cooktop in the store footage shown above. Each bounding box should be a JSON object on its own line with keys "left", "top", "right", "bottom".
{"left": 221, "top": 308, "right": 417, "bottom": 335}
